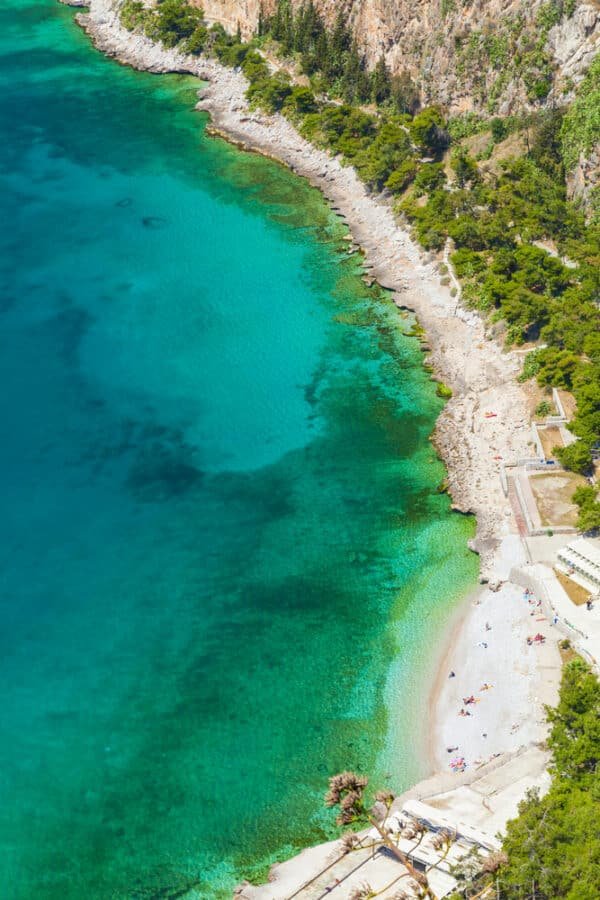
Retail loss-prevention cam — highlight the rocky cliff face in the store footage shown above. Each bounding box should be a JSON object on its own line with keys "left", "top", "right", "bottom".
{"left": 196, "top": 0, "right": 600, "bottom": 115}
{"left": 567, "top": 148, "right": 600, "bottom": 209}
{"left": 200, "top": 0, "right": 262, "bottom": 37}
{"left": 194, "top": 0, "right": 599, "bottom": 209}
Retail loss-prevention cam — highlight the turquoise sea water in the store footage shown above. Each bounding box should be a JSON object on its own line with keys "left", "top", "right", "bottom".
{"left": 0, "top": 2, "right": 479, "bottom": 897}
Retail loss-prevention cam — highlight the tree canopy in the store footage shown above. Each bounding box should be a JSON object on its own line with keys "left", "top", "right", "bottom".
{"left": 498, "top": 660, "right": 600, "bottom": 898}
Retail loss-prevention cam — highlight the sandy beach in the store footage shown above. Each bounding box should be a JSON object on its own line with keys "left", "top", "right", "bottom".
{"left": 429, "top": 533, "right": 560, "bottom": 774}
{"left": 66, "top": 0, "right": 563, "bottom": 889}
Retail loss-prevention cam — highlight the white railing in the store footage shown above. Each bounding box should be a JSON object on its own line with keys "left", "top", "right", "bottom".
{"left": 552, "top": 387, "right": 567, "bottom": 420}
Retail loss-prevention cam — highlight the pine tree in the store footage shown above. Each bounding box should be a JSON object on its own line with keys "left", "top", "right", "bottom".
{"left": 371, "top": 54, "right": 391, "bottom": 104}
{"left": 295, "top": 2, "right": 309, "bottom": 52}
{"left": 330, "top": 10, "right": 351, "bottom": 75}
{"left": 282, "top": 0, "right": 294, "bottom": 51}
{"left": 257, "top": 1, "right": 264, "bottom": 36}
{"left": 342, "top": 41, "right": 369, "bottom": 103}
{"left": 314, "top": 29, "right": 330, "bottom": 75}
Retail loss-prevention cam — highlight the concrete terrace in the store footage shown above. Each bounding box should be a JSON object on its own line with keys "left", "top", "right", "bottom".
{"left": 238, "top": 746, "right": 550, "bottom": 900}
{"left": 512, "top": 561, "right": 600, "bottom": 671}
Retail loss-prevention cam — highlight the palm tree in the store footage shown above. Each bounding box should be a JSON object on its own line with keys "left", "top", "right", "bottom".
{"left": 325, "top": 771, "right": 441, "bottom": 899}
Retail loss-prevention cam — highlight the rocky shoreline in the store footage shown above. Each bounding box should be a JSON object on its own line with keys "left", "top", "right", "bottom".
{"left": 61, "top": 1, "right": 559, "bottom": 894}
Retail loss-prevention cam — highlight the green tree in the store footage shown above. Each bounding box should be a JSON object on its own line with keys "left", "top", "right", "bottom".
{"left": 184, "top": 24, "right": 208, "bottom": 54}
{"left": 451, "top": 150, "right": 479, "bottom": 187}
{"left": 556, "top": 438, "right": 593, "bottom": 474}
{"left": 153, "top": 0, "right": 204, "bottom": 46}
{"left": 490, "top": 116, "right": 507, "bottom": 142}
{"left": 573, "top": 485, "right": 600, "bottom": 532}
{"left": 409, "top": 107, "right": 449, "bottom": 154}
{"left": 371, "top": 54, "right": 391, "bottom": 104}
{"left": 413, "top": 162, "right": 446, "bottom": 196}
{"left": 391, "top": 70, "right": 420, "bottom": 114}
{"left": 385, "top": 159, "right": 417, "bottom": 194}
{"left": 285, "top": 85, "right": 317, "bottom": 114}
{"left": 498, "top": 661, "right": 600, "bottom": 899}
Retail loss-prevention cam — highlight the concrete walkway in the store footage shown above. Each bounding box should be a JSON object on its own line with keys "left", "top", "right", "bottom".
{"left": 513, "top": 562, "right": 600, "bottom": 670}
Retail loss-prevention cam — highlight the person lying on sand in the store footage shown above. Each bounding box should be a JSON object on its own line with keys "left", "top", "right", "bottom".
{"left": 480, "top": 683, "right": 493, "bottom": 691}
{"left": 458, "top": 709, "right": 472, "bottom": 717}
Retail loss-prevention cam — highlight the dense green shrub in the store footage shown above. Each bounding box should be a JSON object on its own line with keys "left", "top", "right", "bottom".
{"left": 152, "top": 0, "right": 204, "bottom": 46}
{"left": 352, "top": 119, "right": 413, "bottom": 188}
{"left": 436, "top": 382, "right": 453, "bottom": 399}
{"left": 497, "top": 660, "right": 600, "bottom": 899}
{"left": 447, "top": 112, "right": 487, "bottom": 140}
{"left": 184, "top": 24, "right": 208, "bottom": 54}
{"left": 452, "top": 150, "right": 479, "bottom": 187}
{"left": 573, "top": 485, "right": 600, "bottom": 531}
{"left": 120, "top": 0, "right": 152, "bottom": 31}
{"left": 284, "top": 85, "right": 317, "bottom": 115}
{"left": 561, "top": 55, "right": 600, "bottom": 171}
{"left": 385, "top": 159, "right": 417, "bottom": 194}
{"left": 247, "top": 73, "right": 292, "bottom": 111}
{"left": 409, "top": 107, "right": 449, "bottom": 154}
{"left": 490, "top": 116, "right": 507, "bottom": 142}
{"left": 413, "top": 162, "right": 446, "bottom": 196}
{"left": 241, "top": 50, "right": 270, "bottom": 82}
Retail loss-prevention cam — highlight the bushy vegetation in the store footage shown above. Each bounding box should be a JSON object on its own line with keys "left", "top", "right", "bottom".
{"left": 263, "top": 0, "right": 419, "bottom": 112}
{"left": 121, "top": 0, "right": 205, "bottom": 47}
{"left": 400, "top": 110, "right": 599, "bottom": 473}
{"left": 120, "top": 0, "right": 252, "bottom": 57}
{"left": 119, "top": 0, "right": 599, "bottom": 476}
{"left": 499, "top": 659, "right": 600, "bottom": 898}
{"left": 573, "top": 485, "right": 600, "bottom": 532}
{"left": 561, "top": 54, "right": 600, "bottom": 173}
{"left": 450, "top": 659, "right": 600, "bottom": 899}
{"left": 455, "top": 1, "right": 578, "bottom": 109}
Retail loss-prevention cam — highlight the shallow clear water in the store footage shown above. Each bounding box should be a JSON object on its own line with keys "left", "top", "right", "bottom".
{"left": 0, "top": 2, "right": 479, "bottom": 897}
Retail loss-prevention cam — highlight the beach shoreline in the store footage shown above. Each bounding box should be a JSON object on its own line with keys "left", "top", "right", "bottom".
{"left": 63, "top": 0, "right": 563, "bottom": 891}
{"left": 428, "top": 533, "right": 560, "bottom": 774}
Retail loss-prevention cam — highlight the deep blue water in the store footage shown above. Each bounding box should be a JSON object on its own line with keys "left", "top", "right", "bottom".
{"left": 0, "top": 2, "right": 478, "bottom": 897}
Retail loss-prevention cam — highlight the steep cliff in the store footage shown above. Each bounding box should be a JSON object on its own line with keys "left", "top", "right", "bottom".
{"left": 562, "top": 52, "right": 600, "bottom": 209}
{"left": 197, "top": 0, "right": 600, "bottom": 115}
{"left": 200, "top": 0, "right": 262, "bottom": 37}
